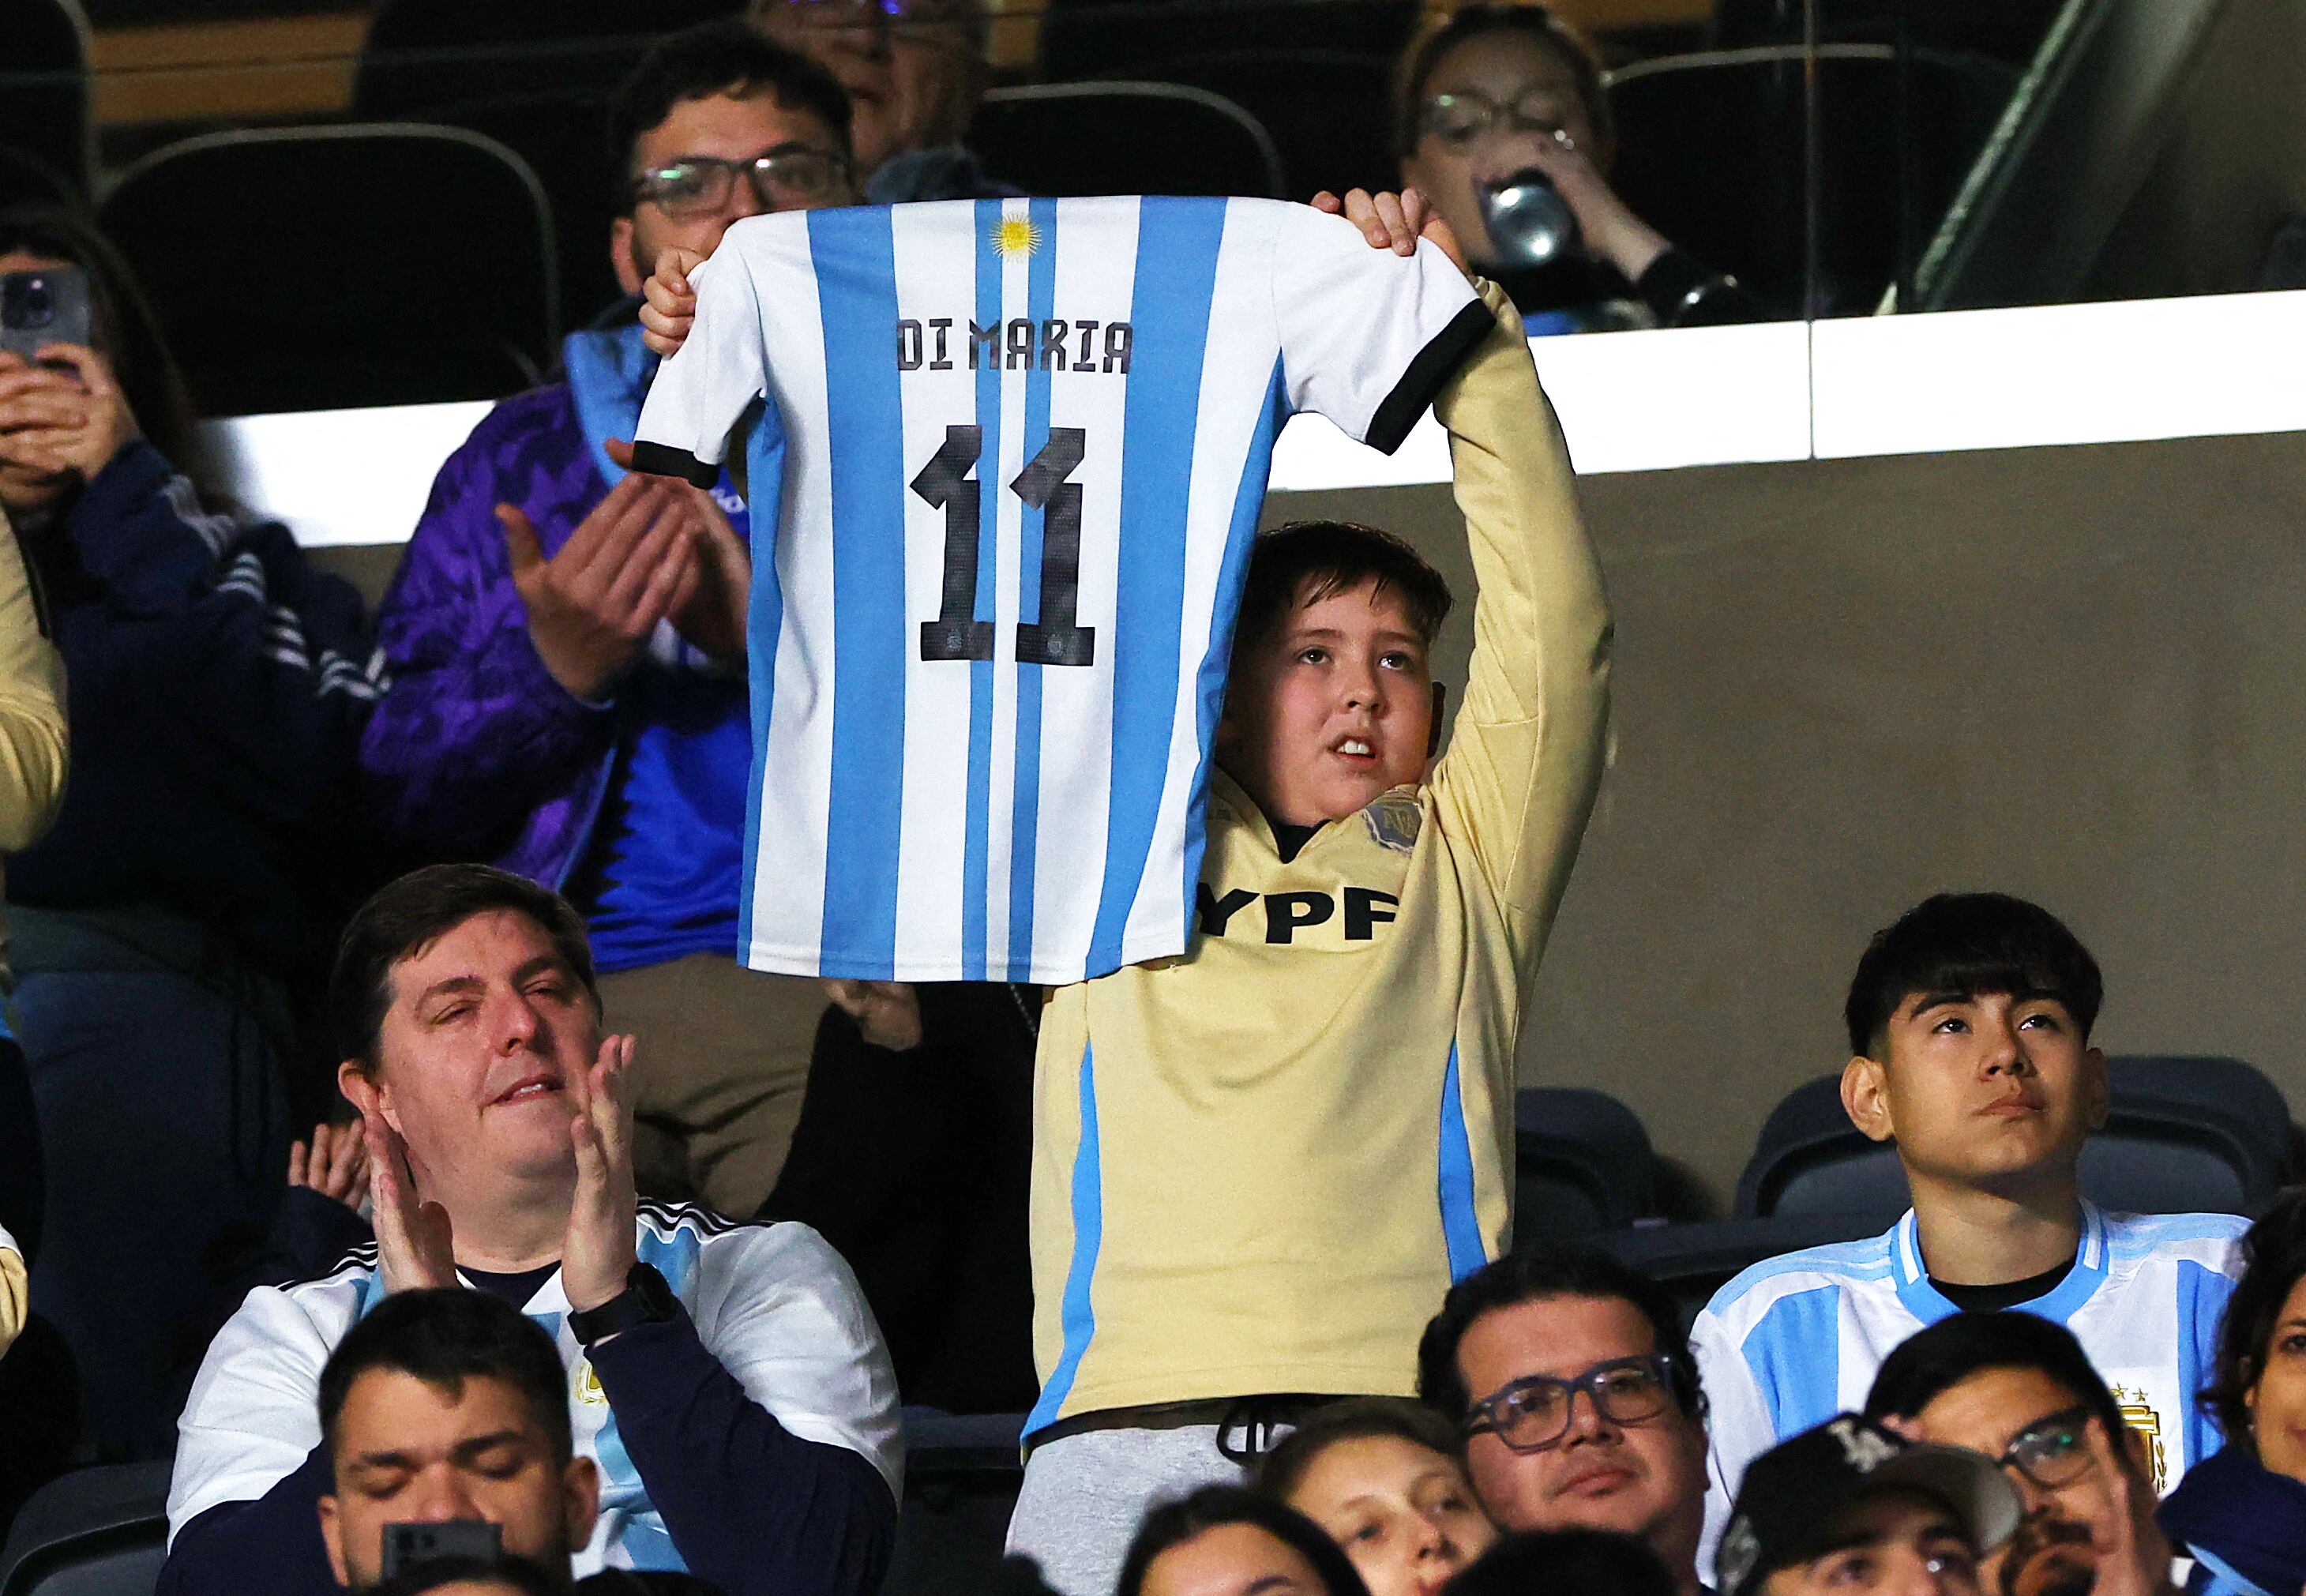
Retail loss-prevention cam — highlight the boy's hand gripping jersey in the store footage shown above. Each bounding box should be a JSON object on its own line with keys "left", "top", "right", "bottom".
{"left": 633, "top": 196, "right": 1489, "bottom": 984}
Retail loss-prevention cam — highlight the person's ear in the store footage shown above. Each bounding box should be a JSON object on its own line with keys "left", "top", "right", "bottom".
{"left": 610, "top": 216, "right": 643, "bottom": 298}
{"left": 317, "top": 1493, "right": 350, "bottom": 1588}
{"left": 1842, "top": 1054, "right": 1896, "bottom": 1145}
{"left": 564, "top": 1455, "right": 602, "bottom": 1547}
{"left": 2082, "top": 1044, "right": 2110, "bottom": 1132}
{"left": 338, "top": 1061, "right": 402, "bottom": 1136}
{"left": 1428, "top": 682, "right": 1448, "bottom": 757}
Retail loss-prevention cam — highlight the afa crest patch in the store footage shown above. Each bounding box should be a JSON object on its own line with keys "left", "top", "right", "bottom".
{"left": 1362, "top": 791, "right": 1422, "bottom": 855}
{"left": 573, "top": 1360, "right": 607, "bottom": 1407}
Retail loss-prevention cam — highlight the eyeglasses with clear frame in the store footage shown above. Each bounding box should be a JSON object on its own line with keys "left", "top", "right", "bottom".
{"left": 1421, "top": 88, "right": 1581, "bottom": 152}
{"left": 1996, "top": 1405, "right": 2099, "bottom": 1491}
{"left": 630, "top": 145, "right": 849, "bottom": 217}
{"left": 1463, "top": 1354, "right": 1679, "bottom": 1452}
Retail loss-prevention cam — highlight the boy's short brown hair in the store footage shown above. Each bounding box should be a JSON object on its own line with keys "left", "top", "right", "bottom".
{"left": 1232, "top": 520, "right": 1455, "bottom": 660}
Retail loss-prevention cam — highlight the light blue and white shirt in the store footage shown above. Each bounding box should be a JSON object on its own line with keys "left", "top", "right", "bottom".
{"left": 633, "top": 196, "right": 1489, "bottom": 985}
{"left": 1691, "top": 1203, "right": 2246, "bottom": 1564}
{"left": 166, "top": 1203, "right": 902, "bottom": 1577}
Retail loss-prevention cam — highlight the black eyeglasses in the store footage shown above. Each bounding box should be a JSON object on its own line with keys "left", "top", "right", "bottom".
{"left": 1422, "top": 88, "right": 1581, "bottom": 152}
{"left": 1996, "top": 1406, "right": 2098, "bottom": 1490}
{"left": 631, "top": 145, "right": 849, "bottom": 217}
{"left": 1464, "top": 1354, "right": 1679, "bottom": 1452}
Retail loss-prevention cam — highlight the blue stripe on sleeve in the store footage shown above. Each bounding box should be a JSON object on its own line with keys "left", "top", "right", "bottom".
{"left": 1437, "top": 1044, "right": 1487, "bottom": 1282}
{"left": 2180, "top": 1258, "right": 2236, "bottom": 1467}
{"left": 1006, "top": 196, "right": 1061, "bottom": 979}
{"left": 811, "top": 207, "right": 909, "bottom": 976}
{"left": 961, "top": 201, "right": 1005, "bottom": 980}
{"left": 1743, "top": 1286, "right": 1843, "bottom": 1443}
{"left": 1026, "top": 1042, "right": 1104, "bottom": 1436}
{"left": 1087, "top": 197, "right": 1226, "bottom": 973}
{"left": 735, "top": 394, "right": 788, "bottom": 961}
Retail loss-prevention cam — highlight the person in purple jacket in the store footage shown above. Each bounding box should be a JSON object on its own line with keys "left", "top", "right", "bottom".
{"left": 361, "top": 24, "right": 860, "bottom": 1222}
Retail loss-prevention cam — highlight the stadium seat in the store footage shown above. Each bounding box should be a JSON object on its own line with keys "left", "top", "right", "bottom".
{"left": 0, "top": 1461, "right": 170, "bottom": 1596}
{"left": 1711, "top": 0, "right": 2065, "bottom": 66}
{"left": 1598, "top": 1213, "right": 1883, "bottom": 1333}
{"left": 354, "top": 0, "right": 741, "bottom": 117}
{"left": 1605, "top": 46, "right": 2018, "bottom": 318}
{"left": 98, "top": 125, "right": 558, "bottom": 415}
{"left": 1514, "top": 1087, "right": 1662, "bottom": 1241}
{"left": 887, "top": 1410, "right": 1027, "bottom": 1596}
{"left": 0, "top": 145, "right": 73, "bottom": 218}
{"left": 970, "top": 84, "right": 1285, "bottom": 200}
{"left": 0, "top": 0, "right": 91, "bottom": 204}
{"left": 1736, "top": 1057, "right": 2297, "bottom": 1226}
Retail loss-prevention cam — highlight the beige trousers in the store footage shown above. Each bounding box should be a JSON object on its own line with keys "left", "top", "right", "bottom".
{"left": 596, "top": 952, "right": 824, "bottom": 1219}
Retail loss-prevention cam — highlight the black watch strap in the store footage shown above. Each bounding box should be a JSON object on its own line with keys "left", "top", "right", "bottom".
{"left": 568, "top": 1263, "right": 675, "bottom": 1346}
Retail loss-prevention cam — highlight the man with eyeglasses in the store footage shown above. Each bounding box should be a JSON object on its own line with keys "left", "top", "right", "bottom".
{"left": 1863, "top": 1313, "right": 2181, "bottom": 1596}
{"left": 1418, "top": 1251, "right": 1714, "bottom": 1596}
{"left": 748, "top": 0, "right": 1013, "bottom": 203}
{"left": 362, "top": 22, "right": 862, "bottom": 1223}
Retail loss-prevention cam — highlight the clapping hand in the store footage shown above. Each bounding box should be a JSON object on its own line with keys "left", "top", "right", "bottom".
{"left": 287, "top": 1121, "right": 370, "bottom": 1213}
{"left": 560, "top": 1035, "right": 640, "bottom": 1317}
{"left": 344, "top": 1085, "right": 457, "bottom": 1294}
{"left": 498, "top": 470, "right": 700, "bottom": 702}
{"left": 603, "top": 437, "right": 749, "bottom": 669}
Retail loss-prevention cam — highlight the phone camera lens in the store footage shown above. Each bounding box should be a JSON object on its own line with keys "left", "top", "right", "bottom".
{"left": 2, "top": 276, "right": 54, "bottom": 329}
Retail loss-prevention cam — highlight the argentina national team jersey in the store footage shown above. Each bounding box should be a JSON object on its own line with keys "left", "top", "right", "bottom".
{"left": 1690, "top": 1203, "right": 2246, "bottom": 1567}
{"left": 633, "top": 196, "right": 1490, "bottom": 983}
{"left": 167, "top": 1204, "right": 901, "bottom": 1578}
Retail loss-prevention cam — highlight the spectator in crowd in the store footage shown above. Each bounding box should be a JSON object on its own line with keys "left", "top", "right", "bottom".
{"left": 1003, "top": 189, "right": 1607, "bottom": 1592}
{"left": 2158, "top": 1187, "right": 2306, "bottom": 1596}
{"left": 160, "top": 864, "right": 900, "bottom": 1596}
{"left": 361, "top": 26, "right": 858, "bottom": 1222}
{"left": 1117, "top": 1486, "right": 1373, "bottom": 1596}
{"left": 1714, "top": 1414, "right": 2018, "bottom": 1596}
{"left": 749, "top": 0, "right": 1014, "bottom": 201}
{"left": 315, "top": 1288, "right": 719, "bottom": 1596}
{"left": 1418, "top": 1250, "right": 1711, "bottom": 1596}
{"left": 1255, "top": 1398, "right": 1500, "bottom": 1596}
{"left": 1446, "top": 1528, "right": 1680, "bottom": 1596}
{"left": 1692, "top": 893, "right": 2244, "bottom": 1561}
{"left": 1394, "top": 3, "right": 1761, "bottom": 331}
{"left": 1864, "top": 1312, "right": 2180, "bottom": 1596}
{"left": 0, "top": 205, "right": 383, "bottom": 1455}
{"left": 636, "top": 183, "right": 1609, "bottom": 1596}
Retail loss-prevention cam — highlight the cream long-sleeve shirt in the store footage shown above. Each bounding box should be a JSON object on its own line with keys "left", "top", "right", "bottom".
{"left": 0, "top": 505, "right": 67, "bottom": 991}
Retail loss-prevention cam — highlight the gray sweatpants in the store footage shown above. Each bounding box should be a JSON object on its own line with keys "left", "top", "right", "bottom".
{"left": 1005, "top": 1426, "right": 1250, "bottom": 1596}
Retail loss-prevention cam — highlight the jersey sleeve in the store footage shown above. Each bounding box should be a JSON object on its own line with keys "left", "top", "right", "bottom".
{"left": 166, "top": 1283, "right": 343, "bottom": 1544}
{"left": 689, "top": 1223, "right": 904, "bottom": 1495}
{"left": 1269, "top": 205, "right": 1493, "bottom": 454}
{"left": 1689, "top": 1301, "right": 1775, "bottom": 1577}
{"left": 633, "top": 248, "right": 772, "bottom": 490}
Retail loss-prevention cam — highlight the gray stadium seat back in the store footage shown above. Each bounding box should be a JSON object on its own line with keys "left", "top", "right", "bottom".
{"left": 1599, "top": 1214, "right": 1883, "bottom": 1332}
{"left": 0, "top": 1462, "right": 171, "bottom": 1596}
{"left": 971, "top": 83, "right": 1286, "bottom": 200}
{"left": 1514, "top": 1087, "right": 1662, "bottom": 1240}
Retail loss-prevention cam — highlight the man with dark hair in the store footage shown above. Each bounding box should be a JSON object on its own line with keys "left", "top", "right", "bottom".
{"left": 1692, "top": 895, "right": 2243, "bottom": 1566}
{"left": 1862, "top": 1314, "right": 2180, "bottom": 1596}
{"left": 1715, "top": 1414, "right": 2017, "bottom": 1596}
{"left": 159, "top": 866, "right": 899, "bottom": 1596}
{"left": 1416, "top": 1249, "right": 1711, "bottom": 1596}
{"left": 360, "top": 22, "right": 862, "bottom": 1221}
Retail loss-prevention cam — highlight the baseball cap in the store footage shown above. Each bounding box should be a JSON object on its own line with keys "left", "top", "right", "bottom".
{"left": 1715, "top": 1414, "right": 2022, "bottom": 1596}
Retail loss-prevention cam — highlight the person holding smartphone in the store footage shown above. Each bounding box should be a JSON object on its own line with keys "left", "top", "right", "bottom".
{"left": 0, "top": 205, "right": 386, "bottom": 1457}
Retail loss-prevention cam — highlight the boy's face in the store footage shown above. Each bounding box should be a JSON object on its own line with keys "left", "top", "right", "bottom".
{"left": 1842, "top": 990, "right": 2107, "bottom": 1194}
{"left": 1219, "top": 576, "right": 1437, "bottom": 828}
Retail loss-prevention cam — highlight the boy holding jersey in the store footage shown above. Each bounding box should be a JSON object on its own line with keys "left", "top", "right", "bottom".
{"left": 1691, "top": 893, "right": 2246, "bottom": 1564}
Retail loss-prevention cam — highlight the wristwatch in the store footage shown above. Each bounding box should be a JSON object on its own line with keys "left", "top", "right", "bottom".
{"left": 568, "top": 1263, "right": 676, "bottom": 1346}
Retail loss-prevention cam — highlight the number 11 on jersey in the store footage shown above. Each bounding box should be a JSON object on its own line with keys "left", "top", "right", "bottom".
{"left": 911, "top": 422, "right": 1096, "bottom": 669}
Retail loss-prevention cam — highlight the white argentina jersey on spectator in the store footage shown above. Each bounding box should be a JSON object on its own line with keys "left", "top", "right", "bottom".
{"left": 167, "top": 1204, "right": 901, "bottom": 1577}
{"left": 633, "top": 195, "right": 1489, "bottom": 985}
{"left": 1691, "top": 1203, "right": 2245, "bottom": 1564}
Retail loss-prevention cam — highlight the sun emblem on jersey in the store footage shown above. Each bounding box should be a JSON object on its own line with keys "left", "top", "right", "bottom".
{"left": 991, "top": 215, "right": 1042, "bottom": 258}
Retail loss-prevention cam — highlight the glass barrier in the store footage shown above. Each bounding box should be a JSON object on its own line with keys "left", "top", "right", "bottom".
{"left": 0, "top": 0, "right": 2293, "bottom": 421}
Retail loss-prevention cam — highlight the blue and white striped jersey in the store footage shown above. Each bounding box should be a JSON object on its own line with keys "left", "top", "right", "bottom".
{"left": 167, "top": 1204, "right": 901, "bottom": 1578}
{"left": 633, "top": 196, "right": 1489, "bottom": 983}
{"left": 1691, "top": 1203, "right": 2246, "bottom": 1567}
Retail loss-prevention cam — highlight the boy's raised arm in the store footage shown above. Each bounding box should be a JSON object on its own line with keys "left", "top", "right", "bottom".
{"left": 1428, "top": 281, "right": 1613, "bottom": 968}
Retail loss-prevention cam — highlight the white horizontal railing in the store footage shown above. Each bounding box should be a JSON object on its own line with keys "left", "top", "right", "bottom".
{"left": 197, "top": 287, "right": 2306, "bottom": 549}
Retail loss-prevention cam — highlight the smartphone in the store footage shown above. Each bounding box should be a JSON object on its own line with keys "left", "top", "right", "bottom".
{"left": 379, "top": 1519, "right": 503, "bottom": 1579}
{"left": 0, "top": 267, "right": 92, "bottom": 362}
